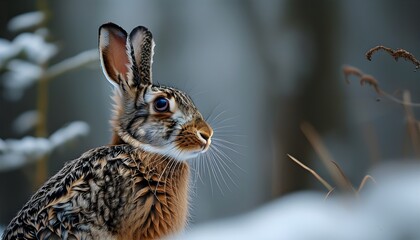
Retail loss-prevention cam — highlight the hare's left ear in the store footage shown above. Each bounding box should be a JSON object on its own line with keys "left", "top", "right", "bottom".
{"left": 127, "top": 26, "right": 155, "bottom": 87}
{"left": 99, "top": 22, "right": 132, "bottom": 88}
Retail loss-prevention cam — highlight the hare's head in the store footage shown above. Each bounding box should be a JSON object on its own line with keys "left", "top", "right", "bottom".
{"left": 98, "top": 23, "right": 212, "bottom": 161}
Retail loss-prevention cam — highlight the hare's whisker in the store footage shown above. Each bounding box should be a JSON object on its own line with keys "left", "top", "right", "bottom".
{"left": 207, "top": 152, "right": 224, "bottom": 195}
{"left": 210, "top": 144, "right": 246, "bottom": 173}
{"left": 211, "top": 115, "right": 240, "bottom": 127}
{"left": 204, "top": 153, "right": 215, "bottom": 195}
{"left": 208, "top": 149, "right": 233, "bottom": 192}
{"left": 208, "top": 147, "right": 239, "bottom": 181}
{"left": 214, "top": 133, "right": 246, "bottom": 137}
{"left": 211, "top": 125, "right": 238, "bottom": 131}
{"left": 212, "top": 137, "right": 245, "bottom": 147}
{"left": 207, "top": 108, "right": 226, "bottom": 123}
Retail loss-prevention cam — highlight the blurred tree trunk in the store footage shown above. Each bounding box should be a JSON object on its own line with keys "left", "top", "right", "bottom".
{"left": 277, "top": 0, "right": 344, "bottom": 195}
{"left": 242, "top": 0, "right": 344, "bottom": 196}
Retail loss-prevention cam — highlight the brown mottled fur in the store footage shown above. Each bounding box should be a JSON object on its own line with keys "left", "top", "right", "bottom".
{"left": 115, "top": 149, "right": 190, "bottom": 240}
{"left": 2, "top": 145, "right": 189, "bottom": 239}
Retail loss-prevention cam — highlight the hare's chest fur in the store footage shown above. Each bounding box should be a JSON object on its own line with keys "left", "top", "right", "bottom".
{"left": 114, "top": 153, "right": 190, "bottom": 240}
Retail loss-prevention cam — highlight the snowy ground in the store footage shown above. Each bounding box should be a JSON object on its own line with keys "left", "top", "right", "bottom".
{"left": 173, "top": 162, "right": 420, "bottom": 240}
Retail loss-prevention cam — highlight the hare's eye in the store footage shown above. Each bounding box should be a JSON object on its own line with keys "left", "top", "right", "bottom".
{"left": 153, "top": 97, "right": 170, "bottom": 112}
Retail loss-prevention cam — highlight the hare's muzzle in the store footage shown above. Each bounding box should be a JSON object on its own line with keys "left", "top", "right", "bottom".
{"left": 197, "top": 121, "right": 213, "bottom": 152}
{"left": 174, "top": 118, "right": 213, "bottom": 156}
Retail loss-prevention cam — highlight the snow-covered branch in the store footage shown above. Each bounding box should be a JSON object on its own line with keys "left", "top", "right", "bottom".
{"left": 44, "top": 49, "right": 98, "bottom": 80}
{"left": 0, "top": 121, "right": 90, "bottom": 171}
{"left": 0, "top": 12, "right": 98, "bottom": 101}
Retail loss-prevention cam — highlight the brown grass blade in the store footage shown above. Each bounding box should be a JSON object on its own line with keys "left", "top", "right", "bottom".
{"left": 342, "top": 65, "right": 420, "bottom": 107}
{"left": 300, "top": 122, "right": 353, "bottom": 192}
{"left": 357, "top": 175, "right": 376, "bottom": 192}
{"left": 287, "top": 154, "right": 333, "bottom": 192}
{"left": 324, "top": 188, "right": 335, "bottom": 201}
{"left": 403, "top": 91, "right": 420, "bottom": 157}
{"left": 330, "top": 160, "right": 356, "bottom": 193}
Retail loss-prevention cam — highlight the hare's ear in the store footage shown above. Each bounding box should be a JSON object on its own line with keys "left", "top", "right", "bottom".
{"left": 99, "top": 23, "right": 131, "bottom": 88}
{"left": 127, "top": 26, "right": 155, "bottom": 87}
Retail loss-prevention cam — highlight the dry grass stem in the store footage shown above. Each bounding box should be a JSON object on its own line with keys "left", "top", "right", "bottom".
{"left": 300, "top": 122, "right": 352, "bottom": 191}
{"left": 342, "top": 65, "right": 420, "bottom": 107}
{"left": 366, "top": 45, "right": 420, "bottom": 69}
{"left": 290, "top": 123, "right": 376, "bottom": 198}
{"left": 359, "top": 75, "right": 381, "bottom": 94}
{"left": 343, "top": 65, "right": 363, "bottom": 83}
{"left": 330, "top": 161, "right": 356, "bottom": 193}
{"left": 324, "top": 188, "right": 335, "bottom": 201}
{"left": 287, "top": 154, "right": 333, "bottom": 191}
{"left": 357, "top": 175, "right": 376, "bottom": 192}
{"left": 402, "top": 91, "right": 420, "bottom": 156}
{"left": 342, "top": 65, "right": 382, "bottom": 94}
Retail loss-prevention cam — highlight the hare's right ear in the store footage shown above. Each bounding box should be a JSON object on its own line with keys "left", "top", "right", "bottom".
{"left": 99, "top": 23, "right": 131, "bottom": 88}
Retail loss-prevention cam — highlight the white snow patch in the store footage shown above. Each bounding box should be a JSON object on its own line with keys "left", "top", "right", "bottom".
{"left": 0, "top": 38, "right": 19, "bottom": 67}
{"left": 12, "top": 110, "right": 39, "bottom": 134}
{"left": 2, "top": 59, "right": 43, "bottom": 100}
{"left": 45, "top": 49, "right": 99, "bottom": 79}
{"left": 7, "top": 11, "right": 45, "bottom": 32}
{"left": 0, "top": 121, "right": 90, "bottom": 171}
{"left": 0, "top": 136, "right": 51, "bottom": 171}
{"left": 13, "top": 32, "right": 58, "bottom": 64}
{"left": 49, "top": 121, "right": 90, "bottom": 148}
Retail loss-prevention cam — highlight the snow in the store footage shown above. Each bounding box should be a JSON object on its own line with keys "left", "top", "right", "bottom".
{"left": 49, "top": 121, "right": 90, "bottom": 148}
{"left": 0, "top": 34, "right": 97, "bottom": 100}
{"left": 0, "top": 136, "right": 50, "bottom": 171}
{"left": 7, "top": 11, "right": 45, "bottom": 32}
{"left": 13, "top": 32, "right": 58, "bottom": 64}
{"left": 0, "top": 38, "right": 19, "bottom": 67}
{"left": 174, "top": 163, "right": 420, "bottom": 240}
{"left": 0, "top": 121, "right": 90, "bottom": 171}
{"left": 12, "top": 110, "right": 39, "bottom": 134}
{"left": 2, "top": 59, "right": 43, "bottom": 100}
{"left": 45, "top": 49, "right": 99, "bottom": 79}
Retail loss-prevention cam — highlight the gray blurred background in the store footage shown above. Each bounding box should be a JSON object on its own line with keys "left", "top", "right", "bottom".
{"left": 1, "top": 0, "right": 420, "bottom": 229}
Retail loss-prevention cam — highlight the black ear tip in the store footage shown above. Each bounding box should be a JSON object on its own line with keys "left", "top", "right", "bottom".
{"left": 129, "top": 25, "right": 153, "bottom": 39}
{"left": 99, "top": 22, "right": 127, "bottom": 37}
{"left": 99, "top": 22, "right": 120, "bottom": 30}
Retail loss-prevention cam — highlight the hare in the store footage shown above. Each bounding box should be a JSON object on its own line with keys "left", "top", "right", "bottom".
{"left": 2, "top": 22, "right": 213, "bottom": 240}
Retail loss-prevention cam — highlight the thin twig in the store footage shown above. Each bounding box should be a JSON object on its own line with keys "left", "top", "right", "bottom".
{"left": 366, "top": 45, "right": 420, "bottom": 69}
{"left": 44, "top": 49, "right": 98, "bottom": 81}
{"left": 300, "top": 122, "right": 352, "bottom": 191}
{"left": 324, "top": 188, "right": 335, "bottom": 201}
{"left": 330, "top": 160, "right": 356, "bottom": 193}
{"left": 287, "top": 154, "right": 333, "bottom": 192}
{"left": 342, "top": 65, "right": 420, "bottom": 107}
{"left": 402, "top": 91, "right": 420, "bottom": 157}
{"left": 343, "top": 65, "right": 382, "bottom": 94}
{"left": 357, "top": 175, "right": 376, "bottom": 193}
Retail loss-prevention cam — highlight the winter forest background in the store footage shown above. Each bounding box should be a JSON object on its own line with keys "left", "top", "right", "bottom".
{"left": 1, "top": 1, "right": 420, "bottom": 239}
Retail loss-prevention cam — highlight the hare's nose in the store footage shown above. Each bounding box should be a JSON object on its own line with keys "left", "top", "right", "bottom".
{"left": 198, "top": 131, "right": 210, "bottom": 141}
{"left": 196, "top": 121, "right": 213, "bottom": 150}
